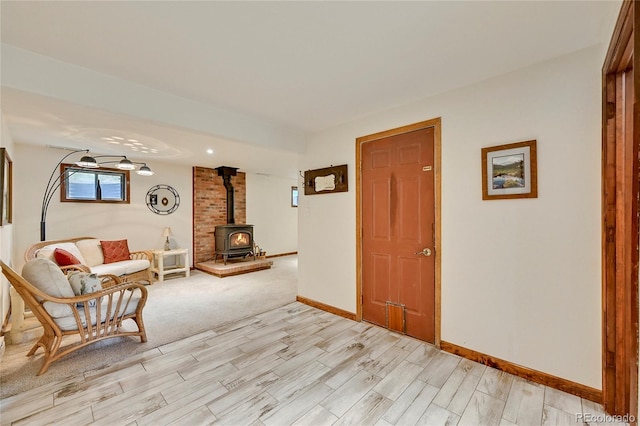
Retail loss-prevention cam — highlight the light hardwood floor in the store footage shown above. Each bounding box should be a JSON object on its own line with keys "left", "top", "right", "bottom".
{"left": 0, "top": 302, "right": 622, "bottom": 425}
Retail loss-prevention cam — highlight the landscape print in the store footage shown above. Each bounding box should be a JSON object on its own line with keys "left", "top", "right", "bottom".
{"left": 482, "top": 140, "right": 537, "bottom": 200}
{"left": 491, "top": 153, "right": 525, "bottom": 189}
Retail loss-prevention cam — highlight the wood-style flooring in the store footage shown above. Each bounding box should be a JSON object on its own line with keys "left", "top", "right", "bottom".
{"left": 0, "top": 302, "right": 619, "bottom": 425}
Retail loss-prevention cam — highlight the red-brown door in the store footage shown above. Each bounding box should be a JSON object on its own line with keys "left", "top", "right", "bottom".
{"left": 361, "top": 127, "right": 435, "bottom": 342}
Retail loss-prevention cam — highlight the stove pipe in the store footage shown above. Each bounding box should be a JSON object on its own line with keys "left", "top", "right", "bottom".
{"left": 215, "top": 166, "right": 239, "bottom": 224}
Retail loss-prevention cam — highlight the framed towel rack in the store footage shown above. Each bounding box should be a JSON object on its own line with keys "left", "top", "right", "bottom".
{"left": 303, "top": 164, "right": 348, "bottom": 195}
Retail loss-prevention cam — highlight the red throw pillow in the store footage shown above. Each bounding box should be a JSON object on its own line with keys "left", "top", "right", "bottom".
{"left": 100, "top": 240, "right": 131, "bottom": 264}
{"left": 53, "top": 248, "right": 81, "bottom": 266}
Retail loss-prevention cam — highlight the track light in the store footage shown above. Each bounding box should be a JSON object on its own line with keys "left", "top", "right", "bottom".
{"left": 116, "top": 158, "right": 136, "bottom": 170}
{"left": 75, "top": 155, "right": 99, "bottom": 168}
{"left": 136, "top": 164, "right": 154, "bottom": 176}
{"left": 74, "top": 154, "right": 154, "bottom": 174}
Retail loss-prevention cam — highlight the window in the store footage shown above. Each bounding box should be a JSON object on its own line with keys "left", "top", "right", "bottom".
{"left": 291, "top": 186, "right": 298, "bottom": 207}
{"left": 60, "top": 164, "right": 130, "bottom": 203}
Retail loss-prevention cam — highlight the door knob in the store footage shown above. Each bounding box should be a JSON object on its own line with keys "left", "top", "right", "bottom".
{"left": 415, "top": 248, "right": 432, "bottom": 256}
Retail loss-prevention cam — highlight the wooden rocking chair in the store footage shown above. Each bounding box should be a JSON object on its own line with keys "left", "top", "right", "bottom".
{"left": 1, "top": 260, "right": 148, "bottom": 375}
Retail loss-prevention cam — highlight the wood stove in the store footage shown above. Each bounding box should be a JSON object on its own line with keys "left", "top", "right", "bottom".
{"left": 213, "top": 166, "right": 255, "bottom": 264}
{"left": 214, "top": 224, "right": 254, "bottom": 264}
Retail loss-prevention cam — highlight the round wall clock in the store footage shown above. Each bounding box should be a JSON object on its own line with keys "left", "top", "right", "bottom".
{"left": 146, "top": 184, "right": 180, "bottom": 215}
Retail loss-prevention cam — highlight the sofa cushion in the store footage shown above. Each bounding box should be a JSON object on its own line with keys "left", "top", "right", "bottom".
{"left": 36, "top": 243, "right": 86, "bottom": 266}
{"left": 53, "top": 293, "right": 141, "bottom": 331}
{"left": 101, "top": 240, "right": 131, "bottom": 264}
{"left": 53, "top": 248, "right": 81, "bottom": 266}
{"left": 67, "top": 271, "right": 103, "bottom": 307}
{"left": 22, "top": 259, "right": 74, "bottom": 318}
{"left": 76, "top": 239, "right": 104, "bottom": 267}
{"left": 90, "top": 259, "right": 150, "bottom": 277}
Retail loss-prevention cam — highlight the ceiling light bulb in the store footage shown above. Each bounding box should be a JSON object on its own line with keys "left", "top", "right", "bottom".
{"left": 206, "top": 149, "right": 214, "bottom": 154}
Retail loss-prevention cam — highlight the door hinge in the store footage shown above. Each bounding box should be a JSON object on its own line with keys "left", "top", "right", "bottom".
{"left": 606, "top": 102, "right": 615, "bottom": 120}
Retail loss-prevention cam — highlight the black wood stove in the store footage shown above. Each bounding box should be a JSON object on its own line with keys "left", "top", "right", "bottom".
{"left": 213, "top": 166, "right": 255, "bottom": 264}
{"left": 214, "top": 224, "right": 254, "bottom": 264}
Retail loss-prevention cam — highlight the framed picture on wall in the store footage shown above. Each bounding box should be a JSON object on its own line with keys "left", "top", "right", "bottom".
{"left": 291, "top": 186, "right": 299, "bottom": 207}
{"left": 481, "top": 140, "right": 537, "bottom": 200}
{"left": 0, "top": 148, "right": 12, "bottom": 225}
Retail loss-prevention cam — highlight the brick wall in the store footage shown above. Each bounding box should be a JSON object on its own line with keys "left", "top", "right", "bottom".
{"left": 193, "top": 167, "right": 246, "bottom": 264}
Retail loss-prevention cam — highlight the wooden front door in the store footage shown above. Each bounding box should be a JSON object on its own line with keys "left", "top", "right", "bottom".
{"left": 360, "top": 126, "right": 436, "bottom": 342}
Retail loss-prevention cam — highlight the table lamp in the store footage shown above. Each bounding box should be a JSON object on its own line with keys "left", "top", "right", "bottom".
{"left": 162, "top": 227, "right": 173, "bottom": 251}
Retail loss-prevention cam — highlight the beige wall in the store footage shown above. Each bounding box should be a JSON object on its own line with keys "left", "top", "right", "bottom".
{"left": 0, "top": 114, "right": 15, "bottom": 357}
{"left": 246, "top": 173, "right": 298, "bottom": 256}
{"left": 298, "top": 45, "right": 604, "bottom": 389}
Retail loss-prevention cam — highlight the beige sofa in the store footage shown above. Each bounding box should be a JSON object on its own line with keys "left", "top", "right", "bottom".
{"left": 25, "top": 237, "right": 153, "bottom": 284}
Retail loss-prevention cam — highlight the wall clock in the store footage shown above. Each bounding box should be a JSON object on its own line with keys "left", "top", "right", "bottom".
{"left": 146, "top": 184, "right": 180, "bottom": 215}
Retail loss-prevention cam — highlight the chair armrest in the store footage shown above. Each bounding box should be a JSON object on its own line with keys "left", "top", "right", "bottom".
{"left": 98, "top": 274, "right": 122, "bottom": 289}
{"left": 68, "top": 281, "right": 147, "bottom": 304}
{"left": 130, "top": 250, "right": 153, "bottom": 262}
{"left": 60, "top": 264, "right": 91, "bottom": 274}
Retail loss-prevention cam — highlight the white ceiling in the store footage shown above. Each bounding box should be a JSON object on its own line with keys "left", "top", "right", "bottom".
{"left": 0, "top": 1, "right": 621, "bottom": 178}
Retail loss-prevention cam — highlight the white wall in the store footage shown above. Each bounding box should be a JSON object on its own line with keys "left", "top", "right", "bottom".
{"left": 0, "top": 113, "right": 15, "bottom": 357}
{"left": 298, "top": 45, "right": 604, "bottom": 389}
{"left": 12, "top": 144, "right": 193, "bottom": 272}
{"left": 246, "top": 173, "right": 298, "bottom": 256}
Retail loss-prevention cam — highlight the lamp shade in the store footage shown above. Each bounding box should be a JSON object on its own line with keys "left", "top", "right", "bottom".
{"left": 116, "top": 158, "right": 136, "bottom": 170}
{"left": 75, "top": 155, "right": 99, "bottom": 168}
{"left": 136, "top": 165, "right": 154, "bottom": 176}
{"left": 162, "top": 227, "right": 173, "bottom": 238}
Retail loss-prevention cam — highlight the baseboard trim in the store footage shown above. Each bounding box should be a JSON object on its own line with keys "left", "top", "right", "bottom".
{"left": 296, "top": 296, "right": 356, "bottom": 321}
{"left": 267, "top": 252, "right": 298, "bottom": 258}
{"left": 440, "top": 341, "right": 602, "bottom": 403}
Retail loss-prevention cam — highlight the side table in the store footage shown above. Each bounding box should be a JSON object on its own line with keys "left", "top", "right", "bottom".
{"left": 151, "top": 248, "right": 190, "bottom": 282}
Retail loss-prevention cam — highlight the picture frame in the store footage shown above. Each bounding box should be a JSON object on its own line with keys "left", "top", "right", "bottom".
{"left": 291, "top": 186, "right": 299, "bottom": 207}
{"left": 481, "top": 140, "right": 537, "bottom": 200}
{"left": 0, "top": 148, "right": 12, "bottom": 225}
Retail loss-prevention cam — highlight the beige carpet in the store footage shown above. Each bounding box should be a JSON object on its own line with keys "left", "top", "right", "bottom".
{"left": 0, "top": 255, "right": 298, "bottom": 399}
